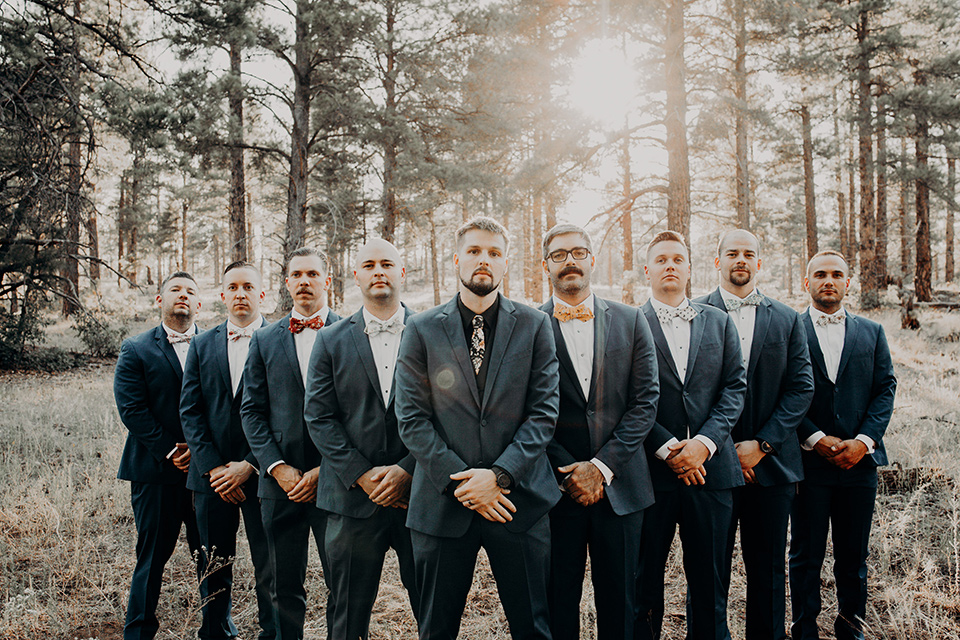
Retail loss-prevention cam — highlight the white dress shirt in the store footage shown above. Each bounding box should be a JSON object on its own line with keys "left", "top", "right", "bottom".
{"left": 553, "top": 295, "right": 615, "bottom": 485}
{"left": 648, "top": 297, "right": 718, "bottom": 461}
{"left": 292, "top": 307, "right": 329, "bottom": 385}
{"left": 162, "top": 322, "right": 197, "bottom": 459}
{"left": 718, "top": 287, "right": 758, "bottom": 366}
{"left": 227, "top": 316, "right": 264, "bottom": 396}
{"left": 363, "top": 306, "right": 405, "bottom": 405}
{"left": 803, "top": 306, "right": 875, "bottom": 453}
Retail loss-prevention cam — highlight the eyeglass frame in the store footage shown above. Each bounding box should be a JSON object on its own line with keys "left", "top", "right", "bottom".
{"left": 547, "top": 247, "right": 592, "bottom": 263}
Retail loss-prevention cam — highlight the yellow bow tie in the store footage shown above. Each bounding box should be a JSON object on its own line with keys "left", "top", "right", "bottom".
{"left": 554, "top": 304, "right": 594, "bottom": 323}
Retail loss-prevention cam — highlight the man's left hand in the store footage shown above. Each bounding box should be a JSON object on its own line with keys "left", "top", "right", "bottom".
{"left": 558, "top": 461, "right": 605, "bottom": 506}
{"left": 827, "top": 439, "right": 868, "bottom": 470}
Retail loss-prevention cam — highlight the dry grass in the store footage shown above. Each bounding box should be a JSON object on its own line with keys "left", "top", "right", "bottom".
{"left": 2, "top": 306, "right": 960, "bottom": 639}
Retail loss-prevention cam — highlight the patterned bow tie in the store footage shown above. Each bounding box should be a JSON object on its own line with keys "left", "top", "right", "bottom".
{"left": 228, "top": 327, "right": 255, "bottom": 342}
{"left": 724, "top": 291, "right": 764, "bottom": 312}
{"left": 554, "top": 304, "right": 595, "bottom": 323}
{"left": 365, "top": 317, "right": 404, "bottom": 336}
{"left": 167, "top": 331, "right": 193, "bottom": 345}
{"left": 655, "top": 305, "right": 698, "bottom": 325}
{"left": 289, "top": 316, "right": 324, "bottom": 334}
{"left": 816, "top": 311, "right": 846, "bottom": 327}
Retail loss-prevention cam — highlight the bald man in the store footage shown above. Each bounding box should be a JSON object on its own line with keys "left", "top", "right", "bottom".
{"left": 304, "top": 239, "right": 420, "bottom": 639}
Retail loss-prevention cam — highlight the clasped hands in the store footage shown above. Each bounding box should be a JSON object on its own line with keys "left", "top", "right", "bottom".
{"left": 451, "top": 468, "right": 516, "bottom": 523}
{"left": 271, "top": 463, "right": 320, "bottom": 503}
{"left": 209, "top": 460, "right": 256, "bottom": 503}
{"left": 813, "top": 435, "right": 867, "bottom": 469}
{"left": 357, "top": 465, "right": 412, "bottom": 509}
{"left": 665, "top": 439, "right": 709, "bottom": 486}
{"left": 558, "top": 461, "right": 605, "bottom": 507}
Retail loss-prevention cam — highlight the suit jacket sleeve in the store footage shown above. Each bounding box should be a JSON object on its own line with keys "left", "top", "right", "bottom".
{"left": 179, "top": 341, "right": 223, "bottom": 476}
{"left": 859, "top": 325, "right": 897, "bottom": 443}
{"left": 594, "top": 309, "right": 660, "bottom": 475}
{"left": 754, "top": 313, "right": 815, "bottom": 452}
{"left": 240, "top": 332, "right": 285, "bottom": 472}
{"left": 696, "top": 313, "right": 747, "bottom": 452}
{"left": 304, "top": 330, "right": 373, "bottom": 489}
{"left": 491, "top": 312, "right": 560, "bottom": 482}
{"left": 396, "top": 318, "right": 469, "bottom": 493}
{"left": 114, "top": 339, "right": 177, "bottom": 462}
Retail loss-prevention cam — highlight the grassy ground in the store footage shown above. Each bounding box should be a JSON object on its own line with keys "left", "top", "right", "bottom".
{"left": 2, "top": 307, "right": 960, "bottom": 639}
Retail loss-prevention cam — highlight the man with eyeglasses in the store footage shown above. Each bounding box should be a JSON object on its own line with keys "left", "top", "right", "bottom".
{"left": 540, "top": 224, "right": 660, "bottom": 640}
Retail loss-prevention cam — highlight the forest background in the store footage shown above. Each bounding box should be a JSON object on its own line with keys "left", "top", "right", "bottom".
{"left": 4, "top": 0, "right": 960, "bottom": 638}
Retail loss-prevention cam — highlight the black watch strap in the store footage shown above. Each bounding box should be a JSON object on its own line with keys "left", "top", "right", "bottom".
{"left": 758, "top": 439, "right": 775, "bottom": 454}
{"left": 491, "top": 465, "right": 513, "bottom": 489}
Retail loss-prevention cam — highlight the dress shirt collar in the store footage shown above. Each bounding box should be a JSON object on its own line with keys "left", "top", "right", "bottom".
{"left": 553, "top": 293, "right": 595, "bottom": 314}
{"left": 718, "top": 286, "right": 758, "bottom": 303}
{"left": 362, "top": 305, "right": 405, "bottom": 328}
{"left": 161, "top": 322, "right": 197, "bottom": 339}
{"left": 457, "top": 292, "right": 500, "bottom": 332}
{"left": 649, "top": 296, "right": 691, "bottom": 315}
{"left": 291, "top": 306, "right": 329, "bottom": 323}
{"left": 226, "top": 315, "right": 264, "bottom": 335}
{"left": 808, "top": 305, "right": 846, "bottom": 324}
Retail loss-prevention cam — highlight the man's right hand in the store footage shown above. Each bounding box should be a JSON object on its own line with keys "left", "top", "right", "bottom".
{"left": 813, "top": 436, "right": 846, "bottom": 459}
{"left": 271, "top": 463, "right": 303, "bottom": 494}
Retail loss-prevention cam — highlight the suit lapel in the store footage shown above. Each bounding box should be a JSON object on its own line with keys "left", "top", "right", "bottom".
{"left": 589, "top": 297, "right": 611, "bottom": 401}
{"left": 544, "top": 300, "right": 584, "bottom": 402}
{"left": 747, "top": 297, "right": 772, "bottom": 378}
{"left": 642, "top": 302, "right": 682, "bottom": 383}
{"left": 803, "top": 311, "right": 829, "bottom": 379}
{"left": 278, "top": 314, "right": 304, "bottom": 388}
{"left": 155, "top": 326, "right": 185, "bottom": 382}
{"left": 350, "top": 310, "right": 384, "bottom": 408}
{"left": 482, "top": 296, "right": 516, "bottom": 408}
{"left": 441, "top": 299, "right": 481, "bottom": 408}
{"left": 386, "top": 306, "right": 415, "bottom": 408}
{"left": 214, "top": 323, "right": 232, "bottom": 393}
{"left": 836, "top": 312, "right": 860, "bottom": 380}
{"left": 684, "top": 304, "right": 705, "bottom": 386}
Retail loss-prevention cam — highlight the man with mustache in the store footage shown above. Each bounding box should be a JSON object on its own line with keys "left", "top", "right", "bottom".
{"left": 114, "top": 272, "right": 203, "bottom": 640}
{"left": 304, "top": 239, "right": 420, "bottom": 638}
{"left": 180, "top": 261, "right": 277, "bottom": 640}
{"left": 241, "top": 248, "right": 341, "bottom": 640}
{"left": 695, "top": 230, "right": 814, "bottom": 640}
{"left": 396, "top": 216, "right": 560, "bottom": 639}
{"left": 539, "top": 224, "right": 659, "bottom": 640}
{"left": 789, "top": 251, "right": 896, "bottom": 640}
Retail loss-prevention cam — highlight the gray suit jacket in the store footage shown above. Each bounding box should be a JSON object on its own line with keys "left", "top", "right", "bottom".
{"left": 396, "top": 294, "right": 561, "bottom": 537}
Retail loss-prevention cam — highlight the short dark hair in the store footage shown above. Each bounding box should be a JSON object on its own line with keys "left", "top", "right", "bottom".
{"left": 223, "top": 260, "right": 261, "bottom": 277}
{"left": 286, "top": 247, "right": 329, "bottom": 275}
{"left": 542, "top": 224, "right": 592, "bottom": 260}
{"left": 716, "top": 229, "right": 761, "bottom": 256}
{"left": 455, "top": 216, "right": 510, "bottom": 253}
{"left": 159, "top": 271, "right": 197, "bottom": 293}
{"left": 806, "top": 250, "right": 848, "bottom": 275}
{"left": 645, "top": 230, "right": 688, "bottom": 259}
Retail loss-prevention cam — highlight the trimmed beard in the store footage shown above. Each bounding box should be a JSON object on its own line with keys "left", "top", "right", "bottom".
{"left": 460, "top": 272, "right": 499, "bottom": 297}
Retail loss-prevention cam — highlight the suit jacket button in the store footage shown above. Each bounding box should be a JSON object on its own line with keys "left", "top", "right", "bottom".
{"left": 481, "top": 419, "right": 487, "bottom": 426}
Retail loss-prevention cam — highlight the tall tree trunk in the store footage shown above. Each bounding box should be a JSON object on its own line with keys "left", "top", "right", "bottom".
{"left": 380, "top": 0, "right": 399, "bottom": 243}
{"left": 61, "top": 0, "right": 82, "bottom": 316}
{"left": 876, "top": 103, "right": 888, "bottom": 287}
{"left": 899, "top": 135, "right": 911, "bottom": 282}
{"left": 117, "top": 178, "right": 125, "bottom": 287}
{"left": 847, "top": 126, "right": 858, "bottom": 269}
{"left": 532, "top": 192, "right": 543, "bottom": 303}
{"left": 915, "top": 94, "right": 932, "bottom": 301}
{"left": 856, "top": 8, "right": 878, "bottom": 308}
{"left": 801, "top": 104, "right": 818, "bottom": 260}
{"left": 523, "top": 199, "right": 533, "bottom": 300}
{"left": 621, "top": 128, "right": 635, "bottom": 304}
{"left": 664, "top": 0, "right": 691, "bottom": 242}
{"left": 733, "top": 0, "right": 749, "bottom": 229}
{"left": 180, "top": 201, "right": 189, "bottom": 272}
{"left": 834, "top": 96, "right": 848, "bottom": 259}
{"left": 429, "top": 212, "right": 440, "bottom": 305}
{"left": 228, "top": 41, "right": 247, "bottom": 262}
{"left": 947, "top": 157, "right": 955, "bottom": 282}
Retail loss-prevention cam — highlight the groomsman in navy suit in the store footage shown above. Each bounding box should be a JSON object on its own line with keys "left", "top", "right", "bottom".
{"left": 114, "top": 272, "right": 203, "bottom": 640}
{"left": 635, "top": 230, "right": 746, "bottom": 640}
{"left": 695, "top": 230, "right": 814, "bottom": 640}
{"left": 538, "top": 224, "right": 659, "bottom": 640}
{"left": 180, "top": 261, "right": 277, "bottom": 640}
{"left": 241, "top": 248, "right": 341, "bottom": 640}
{"left": 396, "top": 216, "right": 560, "bottom": 640}
{"left": 304, "top": 238, "right": 420, "bottom": 639}
{"left": 789, "top": 250, "right": 896, "bottom": 640}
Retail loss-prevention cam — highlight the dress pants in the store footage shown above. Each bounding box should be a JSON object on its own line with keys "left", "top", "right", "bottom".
{"left": 323, "top": 506, "right": 420, "bottom": 639}
{"left": 124, "top": 481, "right": 203, "bottom": 640}
{"left": 194, "top": 475, "right": 278, "bottom": 640}
{"left": 789, "top": 469, "right": 877, "bottom": 640}
{"left": 548, "top": 495, "right": 644, "bottom": 640}
{"left": 721, "top": 482, "right": 795, "bottom": 640}
{"left": 411, "top": 513, "right": 552, "bottom": 640}
{"left": 260, "top": 498, "right": 330, "bottom": 640}
{"left": 635, "top": 486, "right": 734, "bottom": 640}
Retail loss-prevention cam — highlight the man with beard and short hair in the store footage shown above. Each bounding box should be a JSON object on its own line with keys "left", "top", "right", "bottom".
{"left": 180, "top": 261, "right": 278, "bottom": 640}
{"left": 396, "top": 216, "right": 561, "bottom": 639}
{"left": 789, "top": 251, "right": 896, "bottom": 640}
{"left": 694, "top": 230, "right": 814, "bottom": 640}
{"left": 539, "top": 224, "right": 659, "bottom": 640}
{"left": 114, "top": 272, "right": 204, "bottom": 640}
{"left": 241, "top": 248, "right": 341, "bottom": 640}
{"left": 304, "top": 239, "right": 420, "bottom": 638}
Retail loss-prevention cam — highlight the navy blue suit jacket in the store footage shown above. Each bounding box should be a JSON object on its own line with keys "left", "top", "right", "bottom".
{"left": 396, "top": 294, "right": 561, "bottom": 537}
{"left": 540, "top": 297, "right": 660, "bottom": 515}
{"left": 240, "top": 310, "right": 341, "bottom": 500}
{"left": 180, "top": 319, "right": 267, "bottom": 494}
{"left": 695, "top": 289, "right": 814, "bottom": 486}
{"left": 641, "top": 301, "right": 747, "bottom": 492}
{"left": 115, "top": 324, "right": 199, "bottom": 485}
{"left": 799, "top": 310, "right": 896, "bottom": 480}
{"left": 304, "top": 307, "right": 416, "bottom": 519}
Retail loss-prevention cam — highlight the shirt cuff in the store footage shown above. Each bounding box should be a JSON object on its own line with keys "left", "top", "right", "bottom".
{"left": 166, "top": 447, "right": 179, "bottom": 460}
{"left": 590, "top": 458, "right": 614, "bottom": 485}
{"left": 655, "top": 438, "right": 680, "bottom": 461}
{"left": 802, "top": 431, "right": 827, "bottom": 451}
{"left": 855, "top": 434, "right": 876, "bottom": 454}
{"left": 267, "top": 460, "right": 285, "bottom": 476}
{"left": 693, "top": 434, "right": 717, "bottom": 459}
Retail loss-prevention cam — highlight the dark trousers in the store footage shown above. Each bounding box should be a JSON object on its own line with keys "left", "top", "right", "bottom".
{"left": 124, "top": 481, "right": 202, "bottom": 640}
{"left": 411, "top": 514, "right": 552, "bottom": 640}
{"left": 635, "top": 486, "right": 734, "bottom": 640}
{"left": 324, "top": 506, "right": 420, "bottom": 639}
{"left": 548, "top": 496, "right": 644, "bottom": 640}
{"left": 260, "top": 498, "right": 330, "bottom": 640}
{"left": 721, "top": 482, "right": 795, "bottom": 640}
{"left": 195, "top": 475, "right": 278, "bottom": 640}
{"left": 789, "top": 471, "right": 877, "bottom": 640}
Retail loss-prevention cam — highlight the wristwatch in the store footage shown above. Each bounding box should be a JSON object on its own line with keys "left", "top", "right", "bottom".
{"left": 758, "top": 439, "right": 775, "bottom": 455}
{"left": 492, "top": 466, "right": 513, "bottom": 489}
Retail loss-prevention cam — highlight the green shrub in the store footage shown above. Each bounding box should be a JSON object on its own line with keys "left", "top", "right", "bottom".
{"left": 73, "top": 310, "right": 127, "bottom": 358}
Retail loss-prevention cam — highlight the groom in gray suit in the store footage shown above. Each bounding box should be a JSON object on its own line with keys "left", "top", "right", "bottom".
{"left": 396, "top": 216, "right": 560, "bottom": 640}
